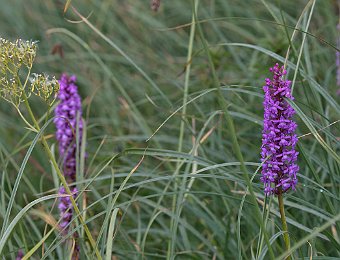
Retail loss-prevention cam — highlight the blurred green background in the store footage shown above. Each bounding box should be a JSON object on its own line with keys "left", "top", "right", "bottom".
{"left": 0, "top": 0, "right": 339, "bottom": 259}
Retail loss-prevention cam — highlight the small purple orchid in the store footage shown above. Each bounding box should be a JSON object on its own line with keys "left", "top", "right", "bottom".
{"left": 54, "top": 73, "right": 83, "bottom": 258}
{"left": 54, "top": 74, "right": 83, "bottom": 183}
{"left": 54, "top": 74, "right": 83, "bottom": 231}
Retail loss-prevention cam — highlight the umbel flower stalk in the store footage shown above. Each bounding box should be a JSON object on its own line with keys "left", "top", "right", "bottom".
{"left": 261, "top": 63, "right": 299, "bottom": 259}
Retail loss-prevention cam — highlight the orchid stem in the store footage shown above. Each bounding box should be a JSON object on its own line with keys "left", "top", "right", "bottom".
{"left": 278, "top": 193, "right": 291, "bottom": 260}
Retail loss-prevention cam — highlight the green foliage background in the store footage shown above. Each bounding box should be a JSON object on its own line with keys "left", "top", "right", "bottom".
{"left": 0, "top": 0, "right": 339, "bottom": 259}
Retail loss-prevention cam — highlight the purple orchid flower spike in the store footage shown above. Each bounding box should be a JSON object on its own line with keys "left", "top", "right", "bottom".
{"left": 54, "top": 74, "right": 83, "bottom": 230}
{"left": 54, "top": 73, "right": 83, "bottom": 259}
{"left": 260, "top": 63, "right": 299, "bottom": 196}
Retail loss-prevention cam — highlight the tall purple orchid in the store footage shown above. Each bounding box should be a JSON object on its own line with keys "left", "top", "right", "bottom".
{"left": 54, "top": 74, "right": 83, "bottom": 231}
{"left": 260, "top": 63, "right": 299, "bottom": 196}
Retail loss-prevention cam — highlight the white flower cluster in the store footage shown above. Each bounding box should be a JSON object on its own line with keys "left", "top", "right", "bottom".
{"left": 0, "top": 37, "right": 59, "bottom": 106}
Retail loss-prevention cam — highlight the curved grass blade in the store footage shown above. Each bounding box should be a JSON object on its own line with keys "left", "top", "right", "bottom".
{"left": 0, "top": 118, "right": 54, "bottom": 238}
{"left": 105, "top": 208, "right": 120, "bottom": 260}
{"left": 277, "top": 212, "right": 340, "bottom": 260}
{"left": 0, "top": 194, "right": 60, "bottom": 255}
